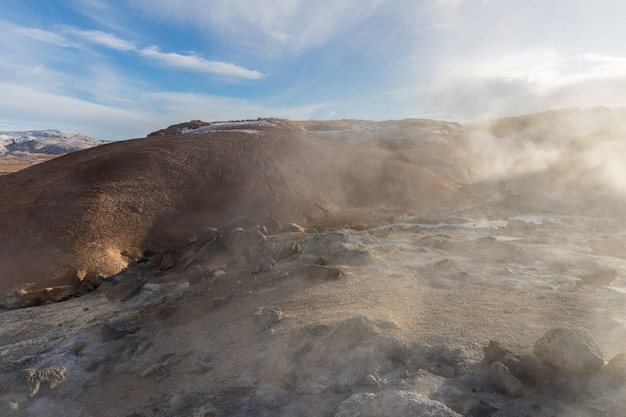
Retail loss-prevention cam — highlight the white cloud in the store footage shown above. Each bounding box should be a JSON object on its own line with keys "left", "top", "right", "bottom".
{"left": 7, "top": 21, "right": 264, "bottom": 81}
{"left": 139, "top": 46, "right": 265, "bottom": 79}
{"left": 65, "top": 28, "right": 136, "bottom": 51}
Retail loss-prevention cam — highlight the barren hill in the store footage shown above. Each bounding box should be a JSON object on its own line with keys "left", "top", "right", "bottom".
{"left": 0, "top": 121, "right": 465, "bottom": 307}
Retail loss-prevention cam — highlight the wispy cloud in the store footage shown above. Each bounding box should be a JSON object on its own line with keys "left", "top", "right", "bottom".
{"left": 126, "top": 0, "right": 404, "bottom": 55}
{"left": 31, "top": 25, "right": 265, "bottom": 80}
{"left": 139, "top": 46, "right": 265, "bottom": 79}
{"left": 65, "top": 28, "right": 136, "bottom": 51}
{"left": 17, "top": 27, "right": 74, "bottom": 47}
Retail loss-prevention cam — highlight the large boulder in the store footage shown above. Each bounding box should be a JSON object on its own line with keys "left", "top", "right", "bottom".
{"left": 533, "top": 328, "right": 604, "bottom": 376}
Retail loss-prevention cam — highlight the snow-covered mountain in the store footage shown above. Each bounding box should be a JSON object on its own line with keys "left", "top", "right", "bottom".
{"left": 0, "top": 130, "right": 108, "bottom": 156}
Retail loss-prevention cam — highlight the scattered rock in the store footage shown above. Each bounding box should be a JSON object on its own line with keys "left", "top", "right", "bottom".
{"left": 192, "top": 404, "right": 218, "bottom": 417}
{"left": 335, "top": 390, "right": 462, "bottom": 417}
{"left": 105, "top": 266, "right": 148, "bottom": 301}
{"left": 606, "top": 353, "right": 626, "bottom": 382}
{"left": 71, "top": 339, "right": 88, "bottom": 356}
{"left": 101, "top": 321, "right": 141, "bottom": 341}
{"left": 280, "top": 223, "right": 306, "bottom": 233}
{"left": 253, "top": 307, "right": 283, "bottom": 331}
{"left": 576, "top": 269, "right": 617, "bottom": 286}
{"left": 487, "top": 361, "right": 524, "bottom": 398}
{"left": 534, "top": 327, "right": 604, "bottom": 376}
{"left": 268, "top": 240, "right": 302, "bottom": 261}
{"left": 140, "top": 354, "right": 177, "bottom": 378}
{"left": 428, "top": 344, "right": 473, "bottom": 377}
{"left": 188, "top": 265, "right": 218, "bottom": 286}
{"left": 307, "top": 264, "right": 342, "bottom": 280}
{"left": 226, "top": 227, "right": 267, "bottom": 257}
{"left": 483, "top": 340, "right": 544, "bottom": 384}
{"left": 217, "top": 216, "right": 259, "bottom": 247}
{"left": 483, "top": 340, "right": 513, "bottom": 365}
{"left": 159, "top": 253, "right": 177, "bottom": 271}
{"left": 23, "top": 367, "right": 66, "bottom": 397}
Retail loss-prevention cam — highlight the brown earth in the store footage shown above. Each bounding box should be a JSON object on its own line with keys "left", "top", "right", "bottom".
{"left": 0, "top": 124, "right": 466, "bottom": 305}
{"left": 0, "top": 154, "right": 57, "bottom": 175}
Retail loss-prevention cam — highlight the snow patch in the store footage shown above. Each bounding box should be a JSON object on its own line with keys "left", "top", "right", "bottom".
{"left": 181, "top": 120, "right": 276, "bottom": 134}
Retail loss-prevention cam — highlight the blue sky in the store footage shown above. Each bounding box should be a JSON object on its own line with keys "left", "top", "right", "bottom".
{"left": 2, "top": 0, "right": 626, "bottom": 140}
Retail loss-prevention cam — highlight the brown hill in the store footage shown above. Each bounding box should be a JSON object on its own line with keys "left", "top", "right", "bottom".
{"left": 0, "top": 123, "right": 466, "bottom": 306}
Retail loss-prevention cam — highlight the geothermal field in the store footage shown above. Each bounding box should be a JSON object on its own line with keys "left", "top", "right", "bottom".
{"left": 0, "top": 108, "right": 625, "bottom": 416}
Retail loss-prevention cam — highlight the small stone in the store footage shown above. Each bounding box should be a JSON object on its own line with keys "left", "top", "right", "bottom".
{"left": 159, "top": 253, "right": 176, "bottom": 271}
{"left": 280, "top": 223, "right": 306, "bottom": 233}
{"left": 105, "top": 266, "right": 148, "bottom": 301}
{"left": 192, "top": 405, "right": 217, "bottom": 417}
{"left": 534, "top": 327, "right": 604, "bottom": 376}
{"left": 487, "top": 361, "right": 524, "bottom": 398}
{"left": 71, "top": 340, "right": 88, "bottom": 355}
{"left": 217, "top": 216, "right": 259, "bottom": 247}
{"left": 253, "top": 307, "right": 282, "bottom": 331}
{"left": 483, "top": 340, "right": 512, "bottom": 364}
{"left": 101, "top": 322, "right": 141, "bottom": 341}
{"left": 307, "top": 264, "right": 342, "bottom": 280}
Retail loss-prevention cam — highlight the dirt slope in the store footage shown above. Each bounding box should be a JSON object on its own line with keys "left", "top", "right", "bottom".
{"left": 0, "top": 124, "right": 465, "bottom": 304}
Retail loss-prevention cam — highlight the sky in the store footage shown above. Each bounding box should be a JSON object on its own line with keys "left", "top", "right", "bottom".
{"left": 2, "top": 0, "right": 626, "bottom": 140}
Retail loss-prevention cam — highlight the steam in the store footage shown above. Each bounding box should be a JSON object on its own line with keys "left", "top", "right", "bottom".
{"left": 460, "top": 107, "right": 626, "bottom": 195}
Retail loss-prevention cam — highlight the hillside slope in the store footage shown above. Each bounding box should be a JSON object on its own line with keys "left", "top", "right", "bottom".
{"left": 0, "top": 122, "right": 466, "bottom": 306}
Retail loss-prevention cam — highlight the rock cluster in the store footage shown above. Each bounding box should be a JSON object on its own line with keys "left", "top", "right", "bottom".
{"left": 1, "top": 214, "right": 624, "bottom": 417}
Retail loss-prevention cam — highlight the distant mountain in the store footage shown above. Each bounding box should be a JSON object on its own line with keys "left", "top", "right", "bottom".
{"left": 0, "top": 130, "right": 109, "bottom": 156}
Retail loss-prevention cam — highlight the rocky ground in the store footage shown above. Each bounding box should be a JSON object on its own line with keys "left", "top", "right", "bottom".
{"left": 1, "top": 200, "right": 625, "bottom": 416}
{"left": 1, "top": 109, "right": 625, "bottom": 416}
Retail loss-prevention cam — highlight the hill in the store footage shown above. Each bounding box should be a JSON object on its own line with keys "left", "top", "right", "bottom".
{"left": 0, "top": 120, "right": 466, "bottom": 307}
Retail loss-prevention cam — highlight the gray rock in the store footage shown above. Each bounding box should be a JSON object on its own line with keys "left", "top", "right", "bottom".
{"left": 428, "top": 344, "right": 472, "bottom": 377}
{"left": 101, "top": 321, "right": 141, "bottom": 341}
{"left": 226, "top": 227, "right": 267, "bottom": 256}
{"left": 268, "top": 240, "right": 302, "bottom": 261}
{"left": 335, "top": 390, "right": 462, "bottom": 417}
{"left": 23, "top": 367, "right": 66, "bottom": 397}
{"left": 483, "top": 340, "right": 513, "bottom": 364}
{"left": 253, "top": 307, "right": 282, "bottom": 331}
{"left": 487, "top": 361, "right": 524, "bottom": 398}
{"left": 217, "top": 216, "right": 259, "bottom": 247}
{"left": 159, "top": 253, "right": 177, "bottom": 271}
{"left": 105, "top": 266, "right": 148, "bottom": 301}
{"left": 192, "top": 404, "right": 217, "bottom": 417}
{"left": 534, "top": 327, "right": 604, "bottom": 376}
{"left": 307, "top": 264, "right": 342, "bottom": 280}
